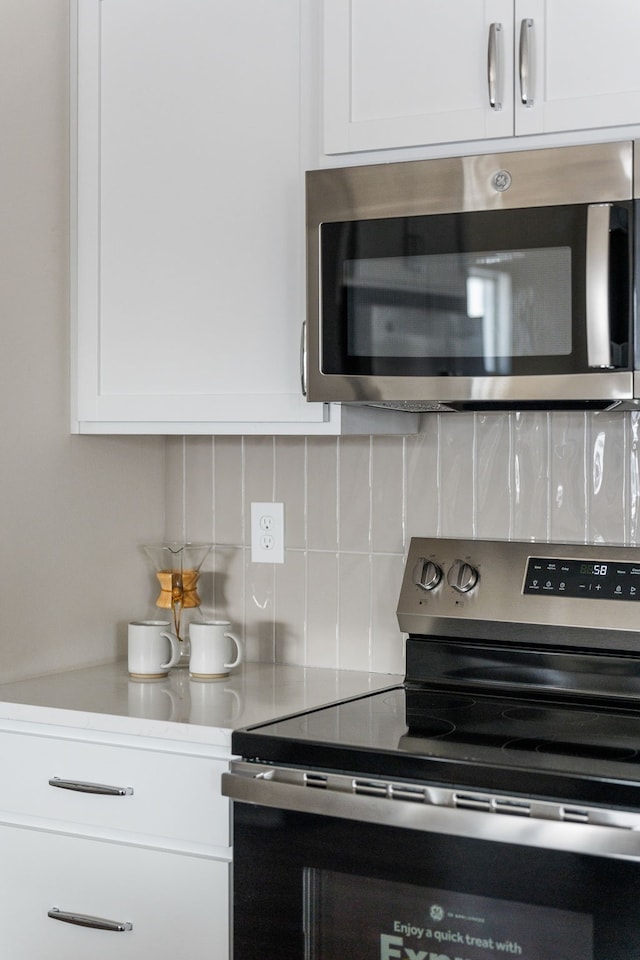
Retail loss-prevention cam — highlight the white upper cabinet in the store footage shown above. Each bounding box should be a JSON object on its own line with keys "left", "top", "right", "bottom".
{"left": 71, "top": 0, "right": 416, "bottom": 435}
{"left": 323, "top": 0, "right": 640, "bottom": 155}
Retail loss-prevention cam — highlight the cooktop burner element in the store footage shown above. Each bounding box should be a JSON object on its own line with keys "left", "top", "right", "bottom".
{"left": 405, "top": 688, "right": 640, "bottom": 760}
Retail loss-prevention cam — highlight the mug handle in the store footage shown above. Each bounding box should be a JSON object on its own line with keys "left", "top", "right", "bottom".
{"left": 224, "top": 632, "right": 243, "bottom": 669}
{"left": 160, "top": 632, "right": 182, "bottom": 670}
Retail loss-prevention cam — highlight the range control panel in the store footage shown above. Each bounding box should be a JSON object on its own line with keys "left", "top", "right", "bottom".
{"left": 397, "top": 537, "right": 640, "bottom": 647}
{"left": 524, "top": 557, "right": 640, "bottom": 601}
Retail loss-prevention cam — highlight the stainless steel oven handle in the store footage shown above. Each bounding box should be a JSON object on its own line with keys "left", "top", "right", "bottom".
{"left": 586, "top": 203, "right": 614, "bottom": 369}
{"left": 487, "top": 23, "right": 502, "bottom": 110}
{"left": 222, "top": 764, "right": 640, "bottom": 862}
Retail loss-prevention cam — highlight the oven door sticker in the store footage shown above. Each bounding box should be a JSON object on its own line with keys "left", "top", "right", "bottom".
{"left": 304, "top": 869, "right": 593, "bottom": 960}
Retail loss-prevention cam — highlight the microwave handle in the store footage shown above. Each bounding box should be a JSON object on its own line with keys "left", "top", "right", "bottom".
{"left": 487, "top": 23, "right": 503, "bottom": 110}
{"left": 586, "top": 203, "right": 614, "bottom": 370}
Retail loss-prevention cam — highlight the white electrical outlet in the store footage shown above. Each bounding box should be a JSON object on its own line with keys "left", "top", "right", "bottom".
{"left": 251, "top": 502, "right": 285, "bottom": 563}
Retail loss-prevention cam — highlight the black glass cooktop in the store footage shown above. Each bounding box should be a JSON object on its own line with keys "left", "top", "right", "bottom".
{"left": 232, "top": 685, "right": 640, "bottom": 809}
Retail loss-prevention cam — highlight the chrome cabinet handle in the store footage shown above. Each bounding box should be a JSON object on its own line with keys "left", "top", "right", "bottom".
{"left": 48, "top": 908, "right": 133, "bottom": 932}
{"left": 49, "top": 776, "right": 133, "bottom": 796}
{"left": 300, "top": 320, "right": 307, "bottom": 397}
{"left": 487, "top": 22, "right": 503, "bottom": 110}
{"left": 586, "top": 203, "right": 614, "bottom": 369}
{"left": 519, "top": 18, "right": 534, "bottom": 106}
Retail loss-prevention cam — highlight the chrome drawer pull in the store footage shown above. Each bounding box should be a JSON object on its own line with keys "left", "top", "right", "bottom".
{"left": 49, "top": 777, "right": 133, "bottom": 796}
{"left": 48, "top": 908, "right": 133, "bottom": 932}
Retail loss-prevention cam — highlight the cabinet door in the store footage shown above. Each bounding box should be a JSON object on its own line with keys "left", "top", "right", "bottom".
{"left": 323, "top": 0, "right": 514, "bottom": 154}
{"left": 515, "top": 0, "right": 640, "bottom": 136}
{"left": 0, "top": 825, "right": 228, "bottom": 960}
{"left": 74, "top": 0, "right": 329, "bottom": 433}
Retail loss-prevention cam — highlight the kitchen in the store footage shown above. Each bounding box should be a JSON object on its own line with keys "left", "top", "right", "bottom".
{"left": 4, "top": 0, "right": 640, "bottom": 957}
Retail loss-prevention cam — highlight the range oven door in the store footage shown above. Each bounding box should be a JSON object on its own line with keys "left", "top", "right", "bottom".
{"left": 224, "top": 762, "right": 640, "bottom": 960}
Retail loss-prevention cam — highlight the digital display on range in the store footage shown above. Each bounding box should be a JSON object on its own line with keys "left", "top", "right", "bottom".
{"left": 524, "top": 557, "right": 640, "bottom": 601}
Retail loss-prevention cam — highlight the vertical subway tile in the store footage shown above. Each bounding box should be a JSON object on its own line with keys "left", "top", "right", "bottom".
{"left": 274, "top": 437, "right": 306, "bottom": 550}
{"left": 243, "top": 437, "right": 276, "bottom": 521}
{"left": 213, "top": 437, "right": 244, "bottom": 545}
{"left": 371, "top": 554, "right": 406, "bottom": 675}
{"left": 406, "top": 423, "right": 440, "bottom": 538}
{"left": 184, "top": 437, "right": 214, "bottom": 544}
{"left": 274, "top": 550, "right": 306, "bottom": 664}
{"left": 371, "top": 436, "right": 405, "bottom": 553}
{"left": 439, "top": 413, "right": 476, "bottom": 537}
{"left": 549, "top": 412, "right": 588, "bottom": 543}
{"left": 243, "top": 551, "right": 275, "bottom": 662}
{"left": 164, "top": 436, "right": 185, "bottom": 539}
{"left": 512, "top": 411, "right": 551, "bottom": 542}
{"left": 337, "top": 553, "right": 371, "bottom": 671}
{"left": 212, "top": 545, "right": 244, "bottom": 627}
{"left": 306, "top": 551, "right": 339, "bottom": 668}
{"left": 307, "top": 437, "right": 338, "bottom": 551}
{"left": 475, "top": 414, "right": 511, "bottom": 539}
{"left": 587, "top": 411, "right": 626, "bottom": 544}
{"left": 630, "top": 412, "right": 640, "bottom": 544}
{"left": 338, "top": 436, "right": 372, "bottom": 552}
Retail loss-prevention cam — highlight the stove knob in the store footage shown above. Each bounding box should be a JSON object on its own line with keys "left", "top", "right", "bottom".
{"left": 413, "top": 558, "right": 443, "bottom": 592}
{"left": 447, "top": 559, "right": 479, "bottom": 593}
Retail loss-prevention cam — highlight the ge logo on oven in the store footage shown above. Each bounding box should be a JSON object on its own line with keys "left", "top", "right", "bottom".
{"left": 429, "top": 905, "right": 445, "bottom": 922}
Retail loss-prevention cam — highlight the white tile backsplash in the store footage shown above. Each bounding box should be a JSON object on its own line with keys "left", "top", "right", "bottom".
{"left": 168, "top": 410, "right": 640, "bottom": 675}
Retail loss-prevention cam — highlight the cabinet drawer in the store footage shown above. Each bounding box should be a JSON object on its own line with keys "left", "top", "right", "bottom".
{"left": 0, "top": 824, "right": 228, "bottom": 960}
{"left": 0, "top": 731, "right": 230, "bottom": 849}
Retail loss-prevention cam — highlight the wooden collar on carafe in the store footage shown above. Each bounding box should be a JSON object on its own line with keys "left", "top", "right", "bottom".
{"left": 155, "top": 569, "right": 201, "bottom": 609}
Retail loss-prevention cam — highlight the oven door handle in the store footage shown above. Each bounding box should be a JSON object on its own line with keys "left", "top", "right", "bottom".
{"left": 222, "top": 763, "right": 640, "bottom": 862}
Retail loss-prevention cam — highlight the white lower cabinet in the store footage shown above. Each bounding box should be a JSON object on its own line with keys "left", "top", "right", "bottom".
{"left": 0, "top": 827, "right": 228, "bottom": 959}
{"left": 0, "top": 725, "right": 231, "bottom": 959}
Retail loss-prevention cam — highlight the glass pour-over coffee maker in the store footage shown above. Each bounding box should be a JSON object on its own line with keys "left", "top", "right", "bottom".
{"left": 143, "top": 542, "right": 213, "bottom": 664}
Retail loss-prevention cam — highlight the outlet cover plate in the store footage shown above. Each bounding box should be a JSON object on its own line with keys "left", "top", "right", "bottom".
{"left": 251, "top": 502, "right": 285, "bottom": 563}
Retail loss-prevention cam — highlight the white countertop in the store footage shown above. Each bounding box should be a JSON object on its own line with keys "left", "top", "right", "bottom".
{"left": 0, "top": 661, "right": 402, "bottom": 750}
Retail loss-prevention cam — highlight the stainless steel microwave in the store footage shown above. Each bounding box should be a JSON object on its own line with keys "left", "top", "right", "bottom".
{"left": 304, "top": 141, "right": 639, "bottom": 411}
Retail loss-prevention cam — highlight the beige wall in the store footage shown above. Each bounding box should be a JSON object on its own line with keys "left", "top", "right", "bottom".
{"left": 0, "top": 0, "right": 165, "bottom": 682}
{"left": 167, "top": 411, "right": 640, "bottom": 676}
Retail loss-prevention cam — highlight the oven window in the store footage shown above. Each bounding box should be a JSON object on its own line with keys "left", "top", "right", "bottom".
{"left": 304, "top": 869, "right": 593, "bottom": 960}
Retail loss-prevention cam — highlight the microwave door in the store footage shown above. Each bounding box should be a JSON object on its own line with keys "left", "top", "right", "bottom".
{"left": 309, "top": 209, "right": 634, "bottom": 408}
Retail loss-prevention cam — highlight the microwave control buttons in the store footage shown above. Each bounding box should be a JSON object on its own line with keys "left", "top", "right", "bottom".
{"left": 492, "top": 169, "right": 512, "bottom": 192}
{"left": 413, "top": 558, "right": 443, "bottom": 592}
{"left": 447, "top": 559, "right": 479, "bottom": 594}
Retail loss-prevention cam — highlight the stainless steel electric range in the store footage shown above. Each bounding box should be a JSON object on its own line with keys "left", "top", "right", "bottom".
{"left": 223, "top": 538, "right": 640, "bottom": 960}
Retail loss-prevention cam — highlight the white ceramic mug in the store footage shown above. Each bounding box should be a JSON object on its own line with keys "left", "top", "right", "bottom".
{"left": 128, "top": 620, "right": 182, "bottom": 679}
{"left": 189, "top": 620, "right": 243, "bottom": 680}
